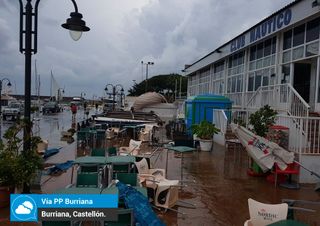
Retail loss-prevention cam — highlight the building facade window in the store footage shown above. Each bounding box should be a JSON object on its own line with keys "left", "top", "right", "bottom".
{"left": 283, "top": 17, "right": 320, "bottom": 63}
{"left": 199, "top": 67, "right": 210, "bottom": 94}
{"left": 227, "top": 51, "right": 244, "bottom": 94}
{"left": 248, "top": 37, "right": 276, "bottom": 92}
{"left": 211, "top": 60, "right": 225, "bottom": 94}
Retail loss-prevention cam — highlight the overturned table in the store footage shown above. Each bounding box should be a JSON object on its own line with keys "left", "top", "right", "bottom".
{"left": 165, "top": 145, "right": 195, "bottom": 182}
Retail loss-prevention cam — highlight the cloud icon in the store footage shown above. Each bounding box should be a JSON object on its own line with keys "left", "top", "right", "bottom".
{"left": 15, "top": 205, "right": 31, "bottom": 215}
{"left": 22, "top": 201, "right": 33, "bottom": 210}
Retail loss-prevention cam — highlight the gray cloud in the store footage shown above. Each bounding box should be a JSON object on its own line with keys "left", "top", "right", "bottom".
{"left": 0, "top": 0, "right": 293, "bottom": 98}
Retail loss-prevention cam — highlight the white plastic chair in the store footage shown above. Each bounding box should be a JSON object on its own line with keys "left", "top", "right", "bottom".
{"left": 119, "top": 139, "right": 142, "bottom": 156}
{"left": 244, "top": 198, "right": 288, "bottom": 226}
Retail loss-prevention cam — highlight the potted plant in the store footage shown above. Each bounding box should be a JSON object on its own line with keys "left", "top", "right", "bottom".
{"left": 191, "top": 120, "right": 220, "bottom": 151}
{"left": 0, "top": 120, "right": 43, "bottom": 206}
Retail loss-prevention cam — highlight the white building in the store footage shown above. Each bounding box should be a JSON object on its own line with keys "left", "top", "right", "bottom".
{"left": 185, "top": 0, "right": 320, "bottom": 183}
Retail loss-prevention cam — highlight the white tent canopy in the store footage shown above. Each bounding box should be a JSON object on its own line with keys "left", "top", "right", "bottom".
{"left": 230, "top": 124, "right": 294, "bottom": 172}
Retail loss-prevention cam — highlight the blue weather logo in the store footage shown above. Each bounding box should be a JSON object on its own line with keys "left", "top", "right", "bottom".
{"left": 11, "top": 195, "right": 37, "bottom": 222}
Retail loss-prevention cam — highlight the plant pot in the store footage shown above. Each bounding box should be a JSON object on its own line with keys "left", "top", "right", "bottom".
{"left": 199, "top": 139, "right": 213, "bottom": 151}
{"left": 0, "top": 186, "right": 11, "bottom": 208}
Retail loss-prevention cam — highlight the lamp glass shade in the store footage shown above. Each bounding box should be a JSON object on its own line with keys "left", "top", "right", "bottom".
{"left": 69, "top": 30, "right": 82, "bottom": 41}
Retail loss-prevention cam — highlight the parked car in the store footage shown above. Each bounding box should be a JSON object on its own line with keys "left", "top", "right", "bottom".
{"left": 2, "top": 102, "right": 24, "bottom": 121}
{"left": 42, "top": 102, "right": 61, "bottom": 114}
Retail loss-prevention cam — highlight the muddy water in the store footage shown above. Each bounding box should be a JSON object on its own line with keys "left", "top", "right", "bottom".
{"left": 152, "top": 145, "right": 320, "bottom": 226}
{"left": 1, "top": 115, "right": 320, "bottom": 226}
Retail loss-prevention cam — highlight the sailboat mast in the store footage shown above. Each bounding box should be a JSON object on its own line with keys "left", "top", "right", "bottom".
{"left": 50, "top": 70, "right": 53, "bottom": 99}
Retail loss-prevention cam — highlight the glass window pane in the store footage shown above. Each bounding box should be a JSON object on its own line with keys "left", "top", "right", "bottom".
{"left": 271, "top": 55, "right": 276, "bottom": 65}
{"left": 283, "top": 30, "right": 292, "bottom": 50}
{"left": 227, "top": 78, "right": 231, "bottom": 93}
{"left": 272, "top": 37, "right": 277, "bottom": 53}
{"left": 282, "top": 64, "right": 290, "bottom": 83}
{"left": 220, "top": 81, "right": 224, "bottom": 94}
{"left": 238, "top": 52, "right": 244, "bottom": 65}
{"left": 263, "top": 76, "right": 269, "bottom": 86}
{"left": 263, "top": 56, "right": 271, "bottom": 67}
{"left": 306, "top": 18, "right": 320, "bottom": 43}
{"left": 283, "top": 51, "right": 291, "bottom": 63}
{"left": 264, "top": 39, "right": 272, "bottom": 56}
{"left": 257, "top": 43, "right": 263, "bottom": 59}
{"left": 249, "top": 61, "right": 256, "bottom": 71}
{"left": 250, "top": 46, "right": 256, "bottom": 61}
{"left": 292, "top": 46, "right": 304, "bottom": 60}
{"left": 228, "top": 56, "right": 233, "bottom": 68}
{"left": 256, "top": 59, "right": 263, "bottom": 69}
{"left": 231, "top": 77, "right": 236, "bottom": 93}
{"left": 233, "top": 54, "right": 238, "bottom": 66}
{"left": 248, "top": 74, "right": 254, "bottom": 91}
{"left": 293, "top": 24, "right": 305, "bottom": 47}
{"left": 237, "top": 75, "right": 243, "bottom": 92}
{"left": 306, "top": 41, "right": 319, "bottom": 57}
{"left": 255, "top": 73, "right": 262, "bottom": 91}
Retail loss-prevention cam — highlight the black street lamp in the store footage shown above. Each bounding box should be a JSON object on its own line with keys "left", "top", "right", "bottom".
{"left": 104, "top": 84, "right": 124, "bottom": 111}
{"left": 0, "top": 78, "right": 12, "bottom": 116}
{"left": 18, "top": 0, "right": 90, "bottom": 193}
{"left": 141, "top": 61, "right": 154, "bottom": 92}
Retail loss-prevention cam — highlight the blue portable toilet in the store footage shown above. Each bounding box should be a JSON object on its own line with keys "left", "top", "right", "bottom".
{"left": 185, "top": 94, "right": 232, "bottom": 133}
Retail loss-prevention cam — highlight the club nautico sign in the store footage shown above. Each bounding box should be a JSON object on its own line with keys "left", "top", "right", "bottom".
{"left": 230, "top": 9, "right": 292, "bottom": 52}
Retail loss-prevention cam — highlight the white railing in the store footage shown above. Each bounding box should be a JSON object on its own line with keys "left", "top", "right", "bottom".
{"left": 230, "top": 111, "right": 320, "bottom": 156}
{"left": 246, "top": 84, "right": 310, "bottom": 118}
{"left": 276, "top": 114, "right": 320, "bottom": 156}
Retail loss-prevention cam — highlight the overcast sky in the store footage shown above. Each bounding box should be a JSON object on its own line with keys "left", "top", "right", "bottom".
{"left": 0, "top": 0, "right": 293, "bottom": 99}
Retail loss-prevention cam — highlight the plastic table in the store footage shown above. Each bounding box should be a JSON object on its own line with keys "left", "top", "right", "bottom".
{"left": 165, "top": 145, "right": 195, "bottom": 182}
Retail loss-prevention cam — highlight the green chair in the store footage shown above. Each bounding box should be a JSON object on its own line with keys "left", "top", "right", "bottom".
{"left": 76, "top": 172, "right": 99, "bottom": 188}
{"left": 103, "top": 208, "right": 133, "bottom": 226}
{"left": 115, "top": 173, "right": 137, "bottom": 186}
{"left": 96, "top": 130, "right": 106, "bottom": 147}
{"left": 108, "top": 147, "right": 117, "bottom": 156}
{"left": 80, "top": 165, "right": 99, "bottom": 173}
{"left": 91, "top": 148, "right": 106, "bottom": 157}
{"left": 77, "top": 131, "right": 87, "bottom": 141}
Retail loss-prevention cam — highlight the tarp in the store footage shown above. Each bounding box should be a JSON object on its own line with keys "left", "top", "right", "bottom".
{"left": 230, "top": 124, "right": 294, "bottom": 172}
{"left": 132, "top": 92, "right": 167, "bottom": 111}
{"left": 116, "top": 182, "right": 165, "bottom": 226}
{"left": 43, "top": 147, "right": 62, "bottom": 160}
{"left": 47, "top": 160, "right": 74, "bottom": 175}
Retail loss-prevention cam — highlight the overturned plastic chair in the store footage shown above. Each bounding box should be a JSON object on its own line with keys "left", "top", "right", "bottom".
{"left": 154, "top": 178, "right": 180, "bottom": 212}
{"left": 119, "top": 139, "right": 142, "bottom": 156}
{"left": 244, "top": 198, "right": 288, "bottom": 226}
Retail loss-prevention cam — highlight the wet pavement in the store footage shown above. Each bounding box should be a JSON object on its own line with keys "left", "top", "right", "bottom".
{"left": 1, "top": 111, "right": 320, "bottom": 225}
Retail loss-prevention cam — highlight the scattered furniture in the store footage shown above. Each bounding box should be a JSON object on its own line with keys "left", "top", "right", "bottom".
{"left": 244, "top": 198, "right": 288, "bottom": 226}
{"left": 91, "top": 148, "right": 106, "bottom": 157}
{"left": 154, "top": 178, "right": 180, "bottom": 212}
{"left": 119, "top": 139, "right": 142, "bottom": 156}
{"left": 274, "top": 162, "right": 300, "bottom": 189}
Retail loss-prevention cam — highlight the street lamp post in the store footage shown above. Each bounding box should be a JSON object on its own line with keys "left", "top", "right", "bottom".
{"left": 104, "top": 84, "right": 124, "bottom": 111}
{"left": 18, "top": 0, "right": 90, "bottom": 193}
{"left": 141, "top": 61, "right": 154, "bottom": 92}
{"left": 0, "top": 78, "right": 12, "bottom": 116}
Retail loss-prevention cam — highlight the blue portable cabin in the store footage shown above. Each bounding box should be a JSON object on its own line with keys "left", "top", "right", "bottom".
{"left": 185, "top": 94, "right": 232, "bottom": 133}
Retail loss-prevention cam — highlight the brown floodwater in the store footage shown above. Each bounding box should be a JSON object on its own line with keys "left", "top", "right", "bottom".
{"left": 1, "top": 121, "right": 320, "bottom": 226}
